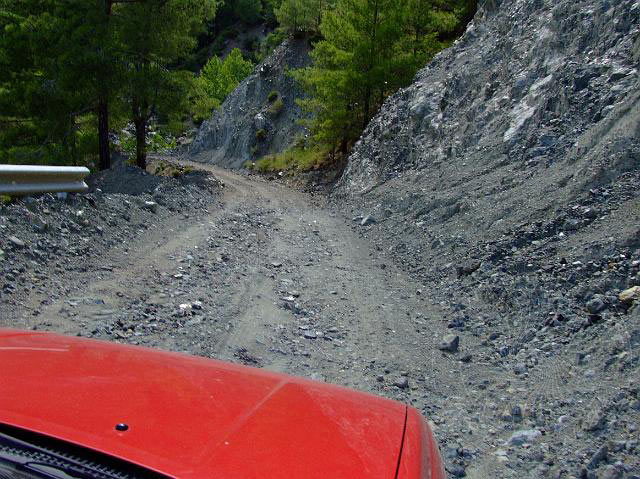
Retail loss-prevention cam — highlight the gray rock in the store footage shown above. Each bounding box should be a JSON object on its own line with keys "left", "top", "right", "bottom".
{"left": 513, "top": 363, "right": 528, "bottom": 375}
{"left": 507, "top": 429, "right": 542, "bottom": 446}
{"left": 584, "top": 408, "right": 606, "bottom": 432}
{"left": 393, "top": 377, "right": 409, "bottom": 389}
{"left": 457, "top": 260, "right": 481, "bottom": 278}
{"left": 587, "top": 444, "right": 608, "bottom": 469}
{"left": 446, "top": 464, "right": 466, "bottom": 477}
{"left": 601, "top": 465, "right": 623, "bottom": 479}
{"left": 8, "top": 236, "right": 25, "bottom": 248}
{"left": 303, "top": 330, "right": 318, "bottom": 339}
{"left": 438, "top": 334, "right": 459, "bottom": 353}
{"left": 361, "top": 215, "right": 377, "bottom": 226}
{"left": 143, "top": 201, "right": 159, "bottom": 214}
{"left": 586, "top": 296, "right": 606, "bottom": 314}
{"left": 30, "top": 215, "right": 49, "bottom": 232}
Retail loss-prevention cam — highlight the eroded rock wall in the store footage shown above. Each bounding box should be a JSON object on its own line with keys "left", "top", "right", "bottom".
{"left": 190, "top": 38, "right": 311, "bottom": 168}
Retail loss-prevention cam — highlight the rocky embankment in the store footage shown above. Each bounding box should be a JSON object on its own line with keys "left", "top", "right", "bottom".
{"left": 0, "top": 162, "right": 222, "bottom": 302}
{"left": 337, "top": 0, "right": 640, "bottom": 477}
{"left": 190, "top": 38, "right": 311, "bottom": 167}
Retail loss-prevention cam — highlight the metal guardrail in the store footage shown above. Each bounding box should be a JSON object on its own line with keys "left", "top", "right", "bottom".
{"left": 0, "top": 165, "right": 90, "bottom": 196}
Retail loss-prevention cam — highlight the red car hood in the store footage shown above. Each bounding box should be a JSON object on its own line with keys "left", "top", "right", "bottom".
{"left": 0, "top": 330, "right": 406, "bottom": 478}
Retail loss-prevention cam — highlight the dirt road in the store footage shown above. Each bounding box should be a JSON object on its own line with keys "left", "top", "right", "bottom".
{"left": 2, "top": 164, "right": 596, "bottom": 478}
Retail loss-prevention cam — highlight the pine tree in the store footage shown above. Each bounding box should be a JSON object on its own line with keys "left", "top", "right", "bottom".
{"left": 233, "top": 0, "right": 263, "bottom": 24}
{"left": 292, "top": 0, "right": 471, "bottom": 151}
{"left": 191, "top": 48, "right": 253, "bottom": 124}
{"left": 0, "top": 0, "right": 219, "bottom": 168}
{"left": 404, "top": 0, "right": 458, "bottom": 66}
{"left": 293, "top": 0, "right": 407, "bottom": 150}
{"left": 275, "top": 0, "right": 329, "bottom": 34}
{"left": 117, "top": 0, "right": 218, "bottom": 168}
{"left": 0, "top": 1, "right": 113, "bottom": 165}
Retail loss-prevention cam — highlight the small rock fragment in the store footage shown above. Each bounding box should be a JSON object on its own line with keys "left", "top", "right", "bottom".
{"left": 587, "top": 444, "right": 608, "bottom": 469}
{"left": 393, "top": 377, "right": 409, "bottom": 389}
{"left": 446, "top": 464, "right": 466, "bottom": 477}
{"left": 601, "top": 465, "right": 623, "bottom": 479}
{"left": 619, "top": 286, "right": 640, "bottom": 304}
{"left": 584, "top": 407, "right": 606, "bottom": 432}
{"left": 438, "top": 334, "right": 459, "bottom": 353}
{"left": 586, "top": 296, "right": 606, "bottom": 314}
{"left": 513, "top": 363, "right": 528, "bottom": 375}
{"left": 361, "top": 215, "right": 376, "bottom": 226}
{"left": 8, "top": 236, "right": 25, "bottom": 248}
{"left": 457, "top": 260, "right": 481, "bottom": 278}
{"left": 143, "top": 201, "right": 159, "bottom": 214}
{"left": 507, "top": 429, "right": 541, "bottom": 446}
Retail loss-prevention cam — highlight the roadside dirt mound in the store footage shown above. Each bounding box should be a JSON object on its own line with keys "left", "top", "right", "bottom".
{"left": 88, "top": 160, "right": 212, "bottom": 196}
{"left": 0, "top": 162, "right": 222, "bottom": 300}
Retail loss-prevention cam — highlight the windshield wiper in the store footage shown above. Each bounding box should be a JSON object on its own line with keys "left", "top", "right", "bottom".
{"left": 0, "top": 432, "right": 87, "bottom": 479}
{"left": 0, "top": 425, "right": 166, "bottom": 479}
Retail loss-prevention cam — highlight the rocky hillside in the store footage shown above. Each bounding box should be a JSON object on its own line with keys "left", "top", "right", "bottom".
{"left": 190, "top": 38, "right": 311, "bottom": 168}
{"left": 337, "top": 0, "right": 640, "bottom": 476}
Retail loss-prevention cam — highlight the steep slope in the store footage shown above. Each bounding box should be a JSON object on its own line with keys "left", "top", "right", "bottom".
{"left": 190, "top": 38, "right": 311, "bottom": 168}
{"left": 337, "top": 0, "right": 640, "bottom": 476}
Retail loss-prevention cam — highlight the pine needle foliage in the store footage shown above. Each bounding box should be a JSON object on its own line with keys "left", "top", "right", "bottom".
{"left": 291, "top": 0, "right": 474, "bottom": 151}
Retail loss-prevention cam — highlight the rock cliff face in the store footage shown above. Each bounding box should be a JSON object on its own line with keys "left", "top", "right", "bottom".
{"left": 337, "top": 1, "right": 640, "bottom": 476}
{"left": 338, "top": 0, "right": 639, "bottom": 276}
{"left": 340, "top": 0, "right": 639, "bottom": 197}
{"left": 190, "top": 38, "right": 311, "bottom": 168}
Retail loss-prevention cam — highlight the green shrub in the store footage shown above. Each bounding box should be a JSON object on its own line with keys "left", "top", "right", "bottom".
{"left": 255, "top": 128, "right": 268, "bottom": 141}
{"left": 267, "top": 97, "right": 284, "bottom": 116}
{"left": 120, "top": 134, "right": 137, "bottom": 154}
{"left": 267, "top": 90, "right": 279, "bottom": 102}
{"left": 257, "top": 29, "right": 287, "bottom": 61}
{"left": 118, "top": 130, "right": 176, "bottom": 155}
{"left": 148, "top": 132, "right": 177, "bottom": 153}
{"left": 254, "top": 146, "right": 328, "bottom": 173}
{"left": 150, "top": 159, "right": 193, "bottom": 177}
{"left": 164, "top": 118, "right": 188, "bottom": 137}
{"left": 75, "top": 139, "right": 97, "bottom": 164}
{"left": 193, "top": 48, "right": 253, "bottom": 123}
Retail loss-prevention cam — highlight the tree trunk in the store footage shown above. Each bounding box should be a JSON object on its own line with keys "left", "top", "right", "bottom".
{"left": 362, "top": 0, "right": 378, "bottom": 130}
{"left": 134, "top": 116, "right": 147, "bottom": 170}
{"left": 97, "top": 1, "right": 113, "bottom": 171}
{"left": 97, "top": 98, "right": 111, "bottom": 170}
{"left": 339, "top": 137, "right": 348, "bottom": 155}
